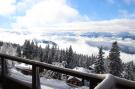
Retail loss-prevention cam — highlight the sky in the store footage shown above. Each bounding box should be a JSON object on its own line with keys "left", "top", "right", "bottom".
{"left": 0, "top": 0, "right": 135, "bottom": 32}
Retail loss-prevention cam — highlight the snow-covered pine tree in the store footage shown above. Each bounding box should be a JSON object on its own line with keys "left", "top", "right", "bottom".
{"left": 37, "top": 45, "right": 43, "bottom": 61}
{"left": 72, "top": 53, "right": 79, "bottom": 68}
{"left": 23, "top": 40, "right": 31, "bottom": 59}
{"left": 47, "top": 45, "right": 56, "bottom": 64}
{"left": 53, "top": 50, "right": 59, "bottom": 62}
{"left": 66, "top": 46, "right": 74, "bottom": 68}
{"left": 16, "top": 45, "right": 21, "bottom": 57}
{"left": 124, "top": 61, "right": 134, "bottom": 80}
{"left": 59, "top": 50, "right": 66, "bottom": 62}
{"left": 109, "top": 41, "right": 123, "bottom": 77}
{"left": 30, "top": 40, "right": 35, "bottom": 58}
{"left": 0, "top": 41, "right": 3, "bottom": 47}
{"left": 42, "top": 44, "right": 50, "bottom": 63}
{"left": 94, "top": 47, "right": 105, "bottom": 74}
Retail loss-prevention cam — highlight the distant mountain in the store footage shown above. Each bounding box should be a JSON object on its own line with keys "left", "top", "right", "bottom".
{"left": 41, "top": 32, "right": 76, "bottom": 36}
{"left": 32, "top": 39, "right": 57, "bottom": 46}
{"left": 80, "top": 32, "right": 135, "bottom": 40}
{"left": 5, "top": 31, "right": 21, "bottom": 35}
{"left": 80, "top": 32, "right": 113, "bottom": 38}
{"left": 116, "top": 32, "right": 135, "bottom": 40}
{"left": 5, "top": 31, "right": 31, "bottom": 35}
{"left": 86, "top": 41, "right": 135, "bottom": 54}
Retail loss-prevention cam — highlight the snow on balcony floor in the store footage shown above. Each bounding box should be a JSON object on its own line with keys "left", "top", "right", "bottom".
{"left": 9, "top": 68, "right": 70, "bottom": 89}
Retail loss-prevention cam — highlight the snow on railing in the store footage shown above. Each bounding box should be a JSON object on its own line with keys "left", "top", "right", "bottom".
{"left": 0, "top": 53, "right": 135, "bottom": 89}
{"left": 95, "top": 74, "right": 135, "bottom": 89}
{"left": 95, "top": 74, "right": 115, "bottom": 89}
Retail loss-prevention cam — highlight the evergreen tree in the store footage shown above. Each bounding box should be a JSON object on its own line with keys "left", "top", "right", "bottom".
{"left": 59, "top": 50, "right": 66, "bottom": 62}
{"left": 51, "top": 45, "right": 57, "bottom": 62}
{"left": 124, "top": 61, "right": 134, "bottom": 80}
{"left": 109, "top": 41, "right": 123, "bottom": 77}
{"left": 36, "top": 45, "right": 43, "bottom": 61}
{"left": 30, "top": 40, "right": 35, "bottom": 58}
{"left": 47, "top": 45, "right": 56, "bottom": 64}
{"left": 32, "top": 42, "right": 39, "bottom": 59}
{"left": 23, "top": 40, "right": 31, "bottom": 59}
{"left": 0, "top": 41, "right": 3, "bottom": 46}
{"left": 66, "top": 46, "right": 74, "bottom": 68}
{"left": 39, "top": 46, "right": 43, "bottom": 61}
{"left": 42, "top": 44, "right": 50, "bottom": 63}
{"left": 94, "top": 47, "right": 105, "bottom": 74}
{"left": 53, "top": 51, "right": 59, "bottom": 62}
{"left": 16, "top": 45, "right": 21, "bottom": 57}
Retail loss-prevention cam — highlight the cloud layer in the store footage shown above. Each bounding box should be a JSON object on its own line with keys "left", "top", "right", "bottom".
{"left": 0, "top": 0, "right": 16, "bottom": 16}
{"left": 12, "top": 0, "right": 88, "bottom": 30}
{"left": 0, "top": 0, "right": 135, "bottom": 32}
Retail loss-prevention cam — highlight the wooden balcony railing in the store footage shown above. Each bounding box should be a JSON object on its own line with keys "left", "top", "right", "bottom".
{"left": 0, "top": 53, "right": 135, "bottom": 89}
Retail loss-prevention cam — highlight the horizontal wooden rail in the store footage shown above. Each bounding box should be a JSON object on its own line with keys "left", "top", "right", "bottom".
{"left": 0, "top": 53, "right": 105, "bottom": 81}
{"left": 115, "top": 75, "right": 135, "bottom": 89}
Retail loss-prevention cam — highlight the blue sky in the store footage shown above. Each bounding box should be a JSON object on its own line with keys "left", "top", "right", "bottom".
{"left": 0, "top": 0, "right": 135, "bottom": 32}
{"left": 70, "top": 0, "right": 135, "bottom": 20}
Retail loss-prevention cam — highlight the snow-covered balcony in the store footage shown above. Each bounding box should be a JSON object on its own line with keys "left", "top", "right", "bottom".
{"left": 0, "top": 53, "right": 135, "bottom": 89}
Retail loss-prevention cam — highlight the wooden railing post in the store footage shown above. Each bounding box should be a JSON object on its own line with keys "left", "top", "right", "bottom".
{"left": 82, "top": 78, "right": 84, "bottom": 86}
{"left": 1, "top": 57, "right": 4, "bottom": 78}
{"left": 89, "top": 79, "right": 98, "bottom": 89}
{"left": 1, "top": 57, "right": 8, "bottom": 89}
{"left": 32, "top": 65, "right": 41, "bottom": 89}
